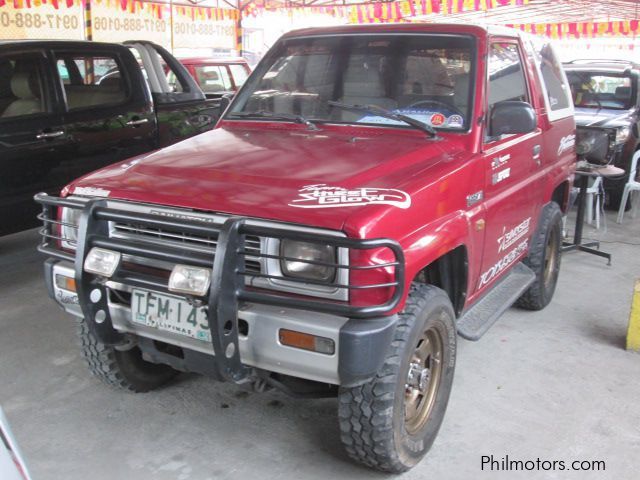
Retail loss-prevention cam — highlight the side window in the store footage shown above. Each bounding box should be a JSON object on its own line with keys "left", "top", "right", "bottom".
{"left": 228, "top": 64, "right": 249, "bottom": 89}
{"left": 54, "top": 52, "right": 128, "bottom": 110}
{"left": 487, "top": 42, "right": 528, "bottom": 111}
{"left": 193, "top": 65, "right": 231, "bottom": 93}
{"left": 529, "top": 39, "right": 572, "bottom": 119}
{"left": 0, "top": 54, "right": 49, "bottom": 120}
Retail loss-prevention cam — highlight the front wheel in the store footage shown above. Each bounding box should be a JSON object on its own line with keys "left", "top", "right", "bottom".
{"left": 76, "top": 317, "right": 178, "bottom": 392}
{"left": 338, "top": 284, "right": 457, "bottom": 473}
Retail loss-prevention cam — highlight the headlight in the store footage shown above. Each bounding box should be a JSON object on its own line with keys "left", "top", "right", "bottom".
{"left": 280, "top": 240, "right": 336, "bottom": 282}
{"left": 616, "top": 126, "right": 630, "bottom": 144}
{"left": 60, "top": 207, "right": 81, "bottom": 250}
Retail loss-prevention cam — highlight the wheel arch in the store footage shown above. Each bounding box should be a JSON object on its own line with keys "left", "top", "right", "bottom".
{"left": 412, "top": 245, "right": 469, "bottom": 317}
{"left": 550, "top": 180, "right": 571, "bottom": 213}
{"left": 400, "top": 213, "right": 472, "bottom": 317}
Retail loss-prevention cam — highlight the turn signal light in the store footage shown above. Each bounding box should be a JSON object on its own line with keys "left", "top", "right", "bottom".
{"left": 55, "top": 274, "right": 77, "bottom": 292}
{"left": 278, "top": 329, "right": 335, "bottom": 355}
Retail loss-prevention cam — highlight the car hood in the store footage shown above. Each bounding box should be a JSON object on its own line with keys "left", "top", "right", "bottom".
{"left": 67, "top": 123, "right": 462, "bottom": 233}
{"left": 574, "top": 107, "right": 635, "bottom": 129}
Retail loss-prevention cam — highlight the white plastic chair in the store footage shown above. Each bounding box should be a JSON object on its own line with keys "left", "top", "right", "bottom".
{"left": 586, "top": 176, "right": 602, "bottom": 229}
{"left": 617, "top": 150, "right": 640, "bottom": 223}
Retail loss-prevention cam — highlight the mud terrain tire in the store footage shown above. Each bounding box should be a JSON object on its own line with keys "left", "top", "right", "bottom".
{"left": 77, "top": 317, "right": 177, "bottom": 392}
{"left": 338, "top": 284, "right": 457, "bottom": 473}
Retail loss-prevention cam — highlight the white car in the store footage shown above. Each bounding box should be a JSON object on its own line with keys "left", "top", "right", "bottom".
{"left": 0, "top": 408, "right": 31, "bottom": 480}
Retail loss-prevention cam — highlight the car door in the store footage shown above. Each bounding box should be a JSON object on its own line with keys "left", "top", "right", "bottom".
{"left": 0, "top": 47, "right": 67, "bottom": 235}
{"left": 51, "top": 44, "right": 157, "bottom": 183}
{"left": 476, "top": 40, "right": 542, "bottom": 292}
{"left": 127, "top": 42, "right": 218, "bottom": 146}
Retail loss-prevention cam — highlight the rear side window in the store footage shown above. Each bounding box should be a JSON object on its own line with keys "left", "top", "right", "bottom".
{"left": 0, "top": 53, "right": 50, "bottom": 120}
{"left": 55, "top": 52, "right": 128, "bottom": 110}
{"left": 528, "top": 38, "right": 573, "bottom": 120}
{"left": 192, "top": 65, "right": 232, "bottom": 93}
{"left": 487, "top": 42, "right": 528, "bottom": 109}
{"left": 228, "top": 64, "right": 249, "bottom": 89}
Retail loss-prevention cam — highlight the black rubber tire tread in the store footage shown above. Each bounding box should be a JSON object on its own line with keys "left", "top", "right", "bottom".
{"left": 516, "top": 202, "right": 563, "bottom": 311}
{"left": 337, "top": 284, "right": 456, "bottom": 473}
{"left": 76, "top": 317, "right": 177, "bottom": 393}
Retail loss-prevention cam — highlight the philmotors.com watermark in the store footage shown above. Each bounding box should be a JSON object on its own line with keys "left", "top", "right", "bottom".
{"left": 482, "top": 455, "right": 606, "bottom": 472}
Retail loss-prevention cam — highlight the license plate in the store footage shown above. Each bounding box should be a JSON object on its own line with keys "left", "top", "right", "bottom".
{"left": 131, "top": 289, "right": 211, "bottom": 342}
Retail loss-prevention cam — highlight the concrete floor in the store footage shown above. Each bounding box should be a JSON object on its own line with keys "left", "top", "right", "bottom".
{"left": 1, "top": 211, "right": 639, "bottom": 480}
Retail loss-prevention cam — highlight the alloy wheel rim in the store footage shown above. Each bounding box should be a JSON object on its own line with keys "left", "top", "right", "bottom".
{"left": 404, "top": 326, "right": 444, "bottom": 435}
{"left": 543, "top": 227, "right": 558, "bottom": 289}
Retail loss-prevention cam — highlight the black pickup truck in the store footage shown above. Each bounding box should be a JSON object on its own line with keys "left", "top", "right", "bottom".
{"left": 0, "top": 40, "right": 218, "bottom": 236}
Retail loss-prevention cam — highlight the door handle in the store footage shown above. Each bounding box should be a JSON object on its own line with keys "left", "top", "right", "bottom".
{"left": 126, "top": 118, "right": 149, "bottom": 127}
{"left": 36, "top": 130, "right": 64, "bottom": 140}
{"left": 533, "top": 144, "right": 541, "bottom": 165}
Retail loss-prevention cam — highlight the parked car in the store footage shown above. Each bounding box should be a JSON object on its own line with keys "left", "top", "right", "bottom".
{"left": 175, "top": 58, "right": 251, "bottom": 100}
{"left": 35, "top": 24, "right": 575, "bottom": 472}
{"left": 0, "top": 407, "right": 31, "bottom": 480}
{"left": 0, "top": 40, "right": 218, "bottom": 236}
{"left": 564, "top": 59, "right": 640, "bottom": 208}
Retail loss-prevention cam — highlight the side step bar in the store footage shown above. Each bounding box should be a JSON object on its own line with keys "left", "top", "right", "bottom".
{"left": 456, "top": 262, "right": 535, "bottom": 341}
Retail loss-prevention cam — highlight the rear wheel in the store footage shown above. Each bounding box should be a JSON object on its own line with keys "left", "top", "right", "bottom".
{"left": 76, "top": 317, "right": 177, "bottom": 392}
{"left": 338, "top": 284, "right": 456, "bottom": 473}
{"left": 517, "top": 202, "right": 562, "bottom": 310}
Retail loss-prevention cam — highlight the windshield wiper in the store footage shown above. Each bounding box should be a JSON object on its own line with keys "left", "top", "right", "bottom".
{"left": 227, "top": 110, "right": 319, "bottom": 130}
{"left": 328, "top": 101, "right": 437, "bottom": 137}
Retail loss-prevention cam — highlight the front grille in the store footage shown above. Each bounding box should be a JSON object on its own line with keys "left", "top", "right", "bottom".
{"left": 35, "top": 193, "right": 405, "bottom": 318}
{"left": 111, "top": 221, "right": 262, "bottom": 273}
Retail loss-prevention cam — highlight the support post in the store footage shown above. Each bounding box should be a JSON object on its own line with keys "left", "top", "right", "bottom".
{"left": 627, "top": 279, "right": 640, "bottom": 352}
{"left": 84, "top": 0, "right": 92, "bottom": 41}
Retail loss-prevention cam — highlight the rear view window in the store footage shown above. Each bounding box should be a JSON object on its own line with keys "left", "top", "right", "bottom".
{"left": 55, "top": 53, "right": 127, "bottom": 110}
{"left": 528, "top": 39, "right": 571, "bottom": 114}
{"left": 0, "top": 54, "right": 49, "bottom": 119}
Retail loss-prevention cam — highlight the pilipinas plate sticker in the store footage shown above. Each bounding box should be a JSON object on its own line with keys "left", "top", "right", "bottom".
{"left": 288, "top": 184, "right": 411, "bottom": 209}
{"left": 73, "top": 186, "right": 110, "bottom": 197}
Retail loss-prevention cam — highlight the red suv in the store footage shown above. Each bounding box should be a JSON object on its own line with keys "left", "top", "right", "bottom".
{"left": 36, "top": 24, "right": 575, "bottom": 472}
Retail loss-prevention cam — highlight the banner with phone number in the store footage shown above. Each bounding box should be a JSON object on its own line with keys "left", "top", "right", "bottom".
{"left": 171, "top": 4, "right": 236, "bottom": 50}
{"left": 91, "top": 0, "right": 172, "bottom": 47}
{"left": 0, "top": 0, "right": 84, "bottom": 40}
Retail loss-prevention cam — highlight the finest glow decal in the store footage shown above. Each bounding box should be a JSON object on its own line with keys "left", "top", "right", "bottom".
{"left": 288, "top": 184, "right": 411, "bottom": 209}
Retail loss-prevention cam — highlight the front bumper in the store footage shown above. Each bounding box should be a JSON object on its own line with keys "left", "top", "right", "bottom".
{"left": 38, "top": 195, "right": 403, "bottom": 387}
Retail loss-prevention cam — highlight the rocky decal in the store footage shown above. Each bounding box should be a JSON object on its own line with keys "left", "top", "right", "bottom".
{"left": 497, "top": 217, "right": 531, "bottom": 252}
{"left": 288, "top": 184, "right": 411, "bottom": 209}
{"left": 479, "top": 239, "right": 529, "bottom": 287}
{"left": 466, "top": 190, "right": 484, "bottom": 207}
{"left": 558, "top": 134, "right": 576, "bottom": 155}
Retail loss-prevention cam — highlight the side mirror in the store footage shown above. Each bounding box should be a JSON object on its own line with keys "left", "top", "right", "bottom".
{"left": 489, "top": 101, "right": 537, "bottom": 137}
{"left": 219, "top": 93, "right": 234, "bottom": 115}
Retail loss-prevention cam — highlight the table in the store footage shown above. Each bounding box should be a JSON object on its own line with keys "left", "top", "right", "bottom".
{"left": 561, "top": 164, "right": 625, "bottom": 265}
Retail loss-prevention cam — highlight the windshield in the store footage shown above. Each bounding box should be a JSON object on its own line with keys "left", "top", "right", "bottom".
{"left": 228, "top": 34, "right": 475, "bottom": 130}
{"left": 566, "top": 72, "right": 635, "bottom": 110}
